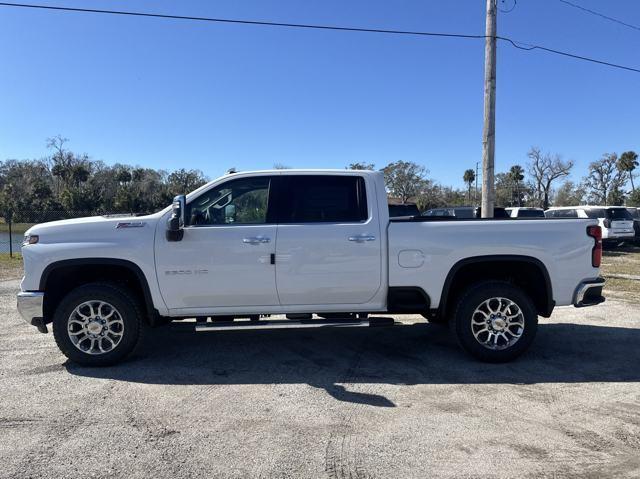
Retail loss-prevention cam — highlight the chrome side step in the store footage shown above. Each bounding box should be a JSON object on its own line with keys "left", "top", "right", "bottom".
{"left": 195, "top": 316, "right": 395, "bottom": 332}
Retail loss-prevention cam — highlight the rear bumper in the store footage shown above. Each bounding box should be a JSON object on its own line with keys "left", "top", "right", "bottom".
{"left": 603, "top": 232, "right": 635, "bottom": 240}
{"left": 573, "top": 278, "right": 605, "bottom": 307}
{"left": 16, "top": 292, "right": 47, "bottom": 333}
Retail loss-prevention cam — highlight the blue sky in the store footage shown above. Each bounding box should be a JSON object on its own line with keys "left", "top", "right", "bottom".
{"left": 1, "top": 0, "right": 638, "bottom": 188}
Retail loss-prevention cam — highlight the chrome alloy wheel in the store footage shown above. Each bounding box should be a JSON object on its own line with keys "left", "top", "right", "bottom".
{"left": 67, "top": 300, "right": 124, "bottom": 355}
{"left": 470, "top": 297, "right": 525, "bottom": 350}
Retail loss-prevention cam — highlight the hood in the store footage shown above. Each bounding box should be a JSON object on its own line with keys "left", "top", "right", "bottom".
{"left": 25, "top": 213, "right": 162, "bottom": 244}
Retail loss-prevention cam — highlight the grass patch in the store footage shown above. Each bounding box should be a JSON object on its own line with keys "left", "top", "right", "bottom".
{"left": 600, "top": 261, "right": 640, "bottom": 277}
{"left": 601, "top": 244, "right": 640, "bottom": 302}
{"left": 0, "top": 253, "right": 23, "bottom": 280}
{"left": 0, "top": 223, "right": 34, "bottom": 234}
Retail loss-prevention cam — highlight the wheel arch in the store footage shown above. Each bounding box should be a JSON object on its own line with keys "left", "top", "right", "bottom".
{"left": 40, "top": 258, "right": 159, "bottom": 325}
{"left": 438, "top": 255, "right": 554, "bottom": 319}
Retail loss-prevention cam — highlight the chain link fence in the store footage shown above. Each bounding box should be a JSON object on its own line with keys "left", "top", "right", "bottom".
{"left": 0, "top": 210, "right": 151, "bottom": 257}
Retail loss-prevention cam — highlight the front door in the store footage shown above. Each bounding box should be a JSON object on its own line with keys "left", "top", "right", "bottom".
{"left": 274, "top": 174, "right": 382, "bottom": 306}
{"left": 155, "top": 175, "right": 278, "bottom": 312}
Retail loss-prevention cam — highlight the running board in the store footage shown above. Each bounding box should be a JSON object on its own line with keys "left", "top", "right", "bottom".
{"left": 195, "top": 316, "right": 396, "bottom": 332}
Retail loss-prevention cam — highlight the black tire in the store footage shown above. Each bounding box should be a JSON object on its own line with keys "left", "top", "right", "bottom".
{"left": 450, "top": 281, "right": 538, "bottom": 363}
{"left": 52, "top": 282, "right": 144, "bottom": 366}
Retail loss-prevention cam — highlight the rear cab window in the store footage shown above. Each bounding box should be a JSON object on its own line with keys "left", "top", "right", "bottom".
{"left": 277, "top": 175, "right": 368, "bottom": 223}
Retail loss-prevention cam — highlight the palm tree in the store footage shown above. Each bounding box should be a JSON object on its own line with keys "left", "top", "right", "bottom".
{"left": 618, "top": 151, "right": 638, "bottom": 192}
{"left": 463, "top": 169, "right": 475, "bottom": 204}
{"left": 508, "top": 165, "right": 525, "bottom": 206}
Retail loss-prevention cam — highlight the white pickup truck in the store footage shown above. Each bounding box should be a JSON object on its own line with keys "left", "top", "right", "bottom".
{"left": 17, "top": 169, "right": 605, "bottom": 366}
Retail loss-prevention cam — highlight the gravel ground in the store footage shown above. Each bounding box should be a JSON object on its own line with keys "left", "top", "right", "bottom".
{"left": 1, "top": 278, "right": 639, "bottom": 479}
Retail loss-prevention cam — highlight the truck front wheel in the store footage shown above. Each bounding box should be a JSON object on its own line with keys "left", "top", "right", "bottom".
{"left": 450, "top": 281, "right": 538, "bottom": 362}
{"left": 52, "top": 283, "right": 144, "bottom": 366}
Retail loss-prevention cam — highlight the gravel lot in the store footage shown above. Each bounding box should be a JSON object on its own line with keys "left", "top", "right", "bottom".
{"left": 1, "top": 278, "right": 639, "bottom": 479}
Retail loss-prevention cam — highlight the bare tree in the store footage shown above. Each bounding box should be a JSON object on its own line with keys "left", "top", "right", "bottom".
{"left": 584, "top": 153, "right": 626, "bottom": 205}
{"left": 527, "top": 147, "right": 573, "bottom": 209}
{"left": 553, "top": 181, "right": 586, "bottom": 207}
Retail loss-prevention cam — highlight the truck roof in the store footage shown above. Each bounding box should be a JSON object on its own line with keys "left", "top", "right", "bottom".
{"left": 224, "top": 168, "right": 380, "bottom": 176}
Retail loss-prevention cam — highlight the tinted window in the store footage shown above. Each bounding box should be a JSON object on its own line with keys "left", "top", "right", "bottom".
{"left": 187, "top": 176, "right": 271, "bottom": 226}
{"left": 389, "top": 204, "right": 420, "bottom": 217}
{"left": 607, "top": 208, "right": 633, "bottom": 220}
{"left": 278, "top": 175, "right": 367, "bottom": 223}
{"left": 493, "top": 208, "right": 510, "bottom": 218}
{"left": 555, "top": 209, "right": 578, "bottom": 218}
{"left": 627, "top": 208, "right": 640, "bottom": 220}
{"left": 517, "top": 209, "right": 545, "bottom": 218}
{"left": 425, "top": 209, "right": 454, "bottom": 217}
{"left": 584, "top": 209, "right": 606, "bottom": 219}
{"left": 453, "top": 208, "right": 475, "bottom": 218}
{"left": 472, "top": 207, "right": 509, "bottom": 218}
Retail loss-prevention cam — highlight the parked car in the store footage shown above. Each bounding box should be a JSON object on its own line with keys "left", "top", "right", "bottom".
{"left": 626, "top": 207, "right": 640, "bottom": 244}
{"left": 18, "top": 169, "right": 604, "bottom": 366}
{"left": 388, "top": 203, "right": 421, "bottom": 218}
{"left": 506, "top": 207, "right": 545, "bottom": 219}
{"left": 424, "top": 206, "right": 510, "bottom": 219}
{"left": 545, "top": 206, "right": 635, "bottom": 245}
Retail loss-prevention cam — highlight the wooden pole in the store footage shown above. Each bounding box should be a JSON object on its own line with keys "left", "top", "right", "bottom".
{"left": 481, "top": 0, "right": 497, "bottom": 218}
{"left": 8, "top": 217, "right": 13, "bottom": 258}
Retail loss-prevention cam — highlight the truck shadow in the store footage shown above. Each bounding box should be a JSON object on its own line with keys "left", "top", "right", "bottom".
{"left": 67, "top": 321, "right": 640, "bottom": 407}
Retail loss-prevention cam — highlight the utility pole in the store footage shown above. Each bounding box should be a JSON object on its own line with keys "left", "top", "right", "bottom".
{"left": 481, "top": 0, "right": 497, "bottom": 218}
{"left": 475, "top": 161, "right": 479, "bottom": 205}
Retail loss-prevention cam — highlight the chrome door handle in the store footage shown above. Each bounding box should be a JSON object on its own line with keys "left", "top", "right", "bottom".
{"left": 243, "top": 236, "right": 271, "bottom": 245}
{"left": 348, "top": 235, "right": 376, "bottom": 243}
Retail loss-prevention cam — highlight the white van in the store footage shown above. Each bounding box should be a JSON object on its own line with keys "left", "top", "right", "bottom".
{"left": 506, "top": 207, "right": 545, "bottom": 219}
{"left": 545, "top": 206, "right": 635, "bottom": 243}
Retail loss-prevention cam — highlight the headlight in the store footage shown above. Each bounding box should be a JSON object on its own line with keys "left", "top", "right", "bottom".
{"left": 22, "top": 234, "right": 39, "bottom": 246}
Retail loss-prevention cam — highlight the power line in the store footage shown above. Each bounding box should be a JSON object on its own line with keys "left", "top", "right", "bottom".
{"left": 558, "top": 0, "right": 640, "bottom": 32}
{"left": 0, "top": 1, "right": 639, "bottom": 74}
{"left": 500, "top": 37, "right": 640, "bottom": 74}
{"left": 0, "top": 2, "right": 487, "bottom": 40}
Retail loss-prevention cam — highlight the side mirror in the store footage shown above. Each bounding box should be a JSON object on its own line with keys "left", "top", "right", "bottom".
{"left": 166, "top": 195, "right": 186, "bottom": 242}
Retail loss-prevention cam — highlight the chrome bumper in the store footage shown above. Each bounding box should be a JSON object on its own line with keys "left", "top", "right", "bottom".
{"left": 17, "top": 292, "right": 47, "bottom": 332}
{"left": 573, "top": 279, "right": 606, "bottom": 307}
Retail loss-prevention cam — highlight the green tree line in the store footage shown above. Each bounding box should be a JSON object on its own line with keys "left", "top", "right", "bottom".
{"left": 0, "top": 136, "right": 208, "bottom": 222}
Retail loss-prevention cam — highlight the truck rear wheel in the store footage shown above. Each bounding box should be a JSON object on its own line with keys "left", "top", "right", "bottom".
{"left": 52, "top": 283, "right": 144, "bottom": 367}
{"left": 450, "top": 281, "right": 538, "bottom": 362}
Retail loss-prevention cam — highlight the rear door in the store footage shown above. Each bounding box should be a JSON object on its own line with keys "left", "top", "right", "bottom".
{"left": 274, "top": 174, "right": 382, "bottom": 306}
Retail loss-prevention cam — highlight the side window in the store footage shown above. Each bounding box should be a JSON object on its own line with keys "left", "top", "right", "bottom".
{"left": 187, "top": 177, "right": 271, "bottom": 226}
{"left": 584, "top": 209, "right": 605, "bottom": 219}
{"left": 565, "top": 209, "right": 578, "bottom": 218}
{"left": 278, "top": 175, "right": 368, "bottom": 223}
